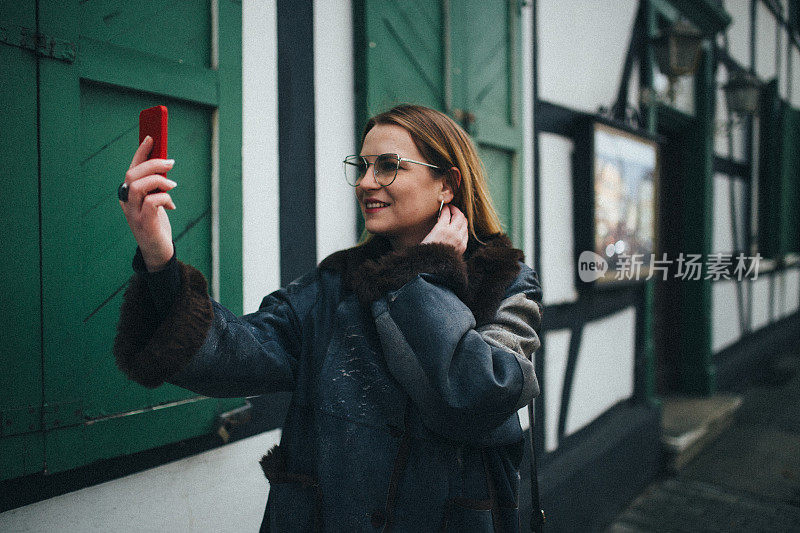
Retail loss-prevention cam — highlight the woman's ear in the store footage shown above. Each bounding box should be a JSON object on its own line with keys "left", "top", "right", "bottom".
{"left": 440, "top": 167, "right": 461, "bottom": 203}
{"left": 449, "top": 167, "right": 462, "bottom": 191}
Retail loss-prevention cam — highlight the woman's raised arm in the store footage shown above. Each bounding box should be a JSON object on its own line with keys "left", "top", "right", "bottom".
{"left": 114, "top": 139, "right": 308, "bottom": 397}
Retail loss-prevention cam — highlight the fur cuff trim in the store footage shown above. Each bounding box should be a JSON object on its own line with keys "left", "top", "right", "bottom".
{"left": 352, "top": 243, "right": 468, "bottom": 307}
{"left": 260, "top": 444, "right": 319, "bottom": 488}
{"left": 113, "top": 261, "right": 213, "bottom": 388}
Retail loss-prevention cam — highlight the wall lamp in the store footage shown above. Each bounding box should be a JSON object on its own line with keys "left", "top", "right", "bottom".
{"left": 722, "top": 70, "right": 762, "bottom": 115}
{"left": 653, "top": 18, "right": 703, "bottom": 78}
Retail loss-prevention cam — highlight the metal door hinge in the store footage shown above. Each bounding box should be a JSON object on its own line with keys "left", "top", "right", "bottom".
{"left": 43, "top": 401, "right": 85, "bottom": 430}
{"left": 215, "top": 401, "right": 253, "bottom": 443}
{"left": 452, "top": 108, "right": 477, "bottom": 134}
{"left": 0, "top": 25, "right": 76, "bottom": 63}
{"left": 1, "top": 401, "right": 86, "bottom": 436}
{"left": 1, "top": 405, "right": 39, "bottom": 436}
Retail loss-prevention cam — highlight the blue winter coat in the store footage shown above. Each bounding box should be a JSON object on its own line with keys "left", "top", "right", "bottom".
{"left": 114, "top": 234, "right": 542, "bottom": 532}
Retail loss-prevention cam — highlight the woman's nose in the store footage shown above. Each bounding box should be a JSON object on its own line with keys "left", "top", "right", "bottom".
{"left": 358, "top": 165, "right": 382, "bottom": 190}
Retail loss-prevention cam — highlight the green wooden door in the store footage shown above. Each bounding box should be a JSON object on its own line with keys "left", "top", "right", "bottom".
{"left": 450, "top": 0, "right": 523, "bottom": 244}
{"left": 757, "top": 81, "right": 800, "bottom": 258}
{"left": 0, "top": 0, "right": 46, "bottom": 480}
{"left": 1, "top": 0, "right": 243, "bottom": 480}
{"left": 359, "top": 0, "right": 524, "bottom": 244}
{"left": 780, "top": 106, "right": 800, "bottom": 255}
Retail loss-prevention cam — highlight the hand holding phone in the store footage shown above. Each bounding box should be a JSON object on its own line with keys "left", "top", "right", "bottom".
{"left": 118, "top": 105, "right": 176, "bottom": 272}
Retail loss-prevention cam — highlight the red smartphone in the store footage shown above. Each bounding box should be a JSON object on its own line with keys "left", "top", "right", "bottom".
{"left": 139, "top": 105, "right": 168, "bottom": 177}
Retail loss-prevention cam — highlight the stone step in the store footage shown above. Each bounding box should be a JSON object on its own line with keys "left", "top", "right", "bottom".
{"left": 607, "top": 478, "right": 800, "bottom": 532}
{"left": 661, "top": 394, "right": 743, "bottom": 472}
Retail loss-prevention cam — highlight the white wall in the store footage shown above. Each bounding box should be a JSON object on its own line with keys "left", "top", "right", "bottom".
{"left": 712, "top": 172, "right": 747, "bottom": 253}
{"left": 773, "top": 271, "right": 787, "bottom": 319}
{"left": 783, "top": 268, "right": 800, "bottom": 316}
{"left": 751, "top": 275, "right": 771, "bottom": 329}
{"left": 522, "top": 2, "right": 535, "bottom": 265}
{"left": 780, "top": 30, "right": 791, "bottom": 100}
{"left": 540, "top": 308, "right": 637, "bottom": 451}
{"left": 0, "top": 430, "right": 282, "bottom": 532}
{"left": 539, "top": 133, "right": 577, "bottom": 305}
{"left": 755, "top": 1, "right": 778, "bottom": 81}
{"left": 564, "top": 307, "right": 636, "bottom": 437}
{"left": 773, "top": 268, "right": 800, "bottom": 319}
{"left": 543, "top": 329, "right": 571, "bottom": 452}
{"left": 242, "top": 0, "right": 280, "bottom": 312}
{"left": 537, "top": 0, "right": 639, "bottom": 113}
{"left": 714, "top": 64, "right": 747, "bottom": 161}
{"left": 793, "top": 47, "right": 800, "bottom": 107}
{"left": 712, "top": 280, "right": 743, "bottom": 352}
{"left": 314, "top": 0, "right": 358, "bottom": 262}
{"left": 710, "top": 169, "right": 748, "bottom": 354}
{"left": 723, "top": 0, "right": 751, "bottom": 67}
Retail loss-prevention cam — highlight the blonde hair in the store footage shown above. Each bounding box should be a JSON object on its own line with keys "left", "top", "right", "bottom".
{"left": 360, "top": 104, "right": 503, "bottom": 242}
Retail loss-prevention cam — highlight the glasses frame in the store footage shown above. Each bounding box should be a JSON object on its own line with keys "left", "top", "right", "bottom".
{"left": 343, "top": 153, "right": 443, "bottom": 187}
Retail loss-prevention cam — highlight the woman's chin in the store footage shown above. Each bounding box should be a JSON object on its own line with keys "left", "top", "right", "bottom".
{"left": 364, "top": 219, "right": 390, "bottom": 236}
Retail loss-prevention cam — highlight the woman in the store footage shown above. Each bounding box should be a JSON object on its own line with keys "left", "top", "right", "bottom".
{"left": 115, "top": 104, "right": 542, "bottom": 532}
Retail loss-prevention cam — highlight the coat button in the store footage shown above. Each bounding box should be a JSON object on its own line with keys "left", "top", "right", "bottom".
{"left": 371, "top": 509, "right": 386, "bottom": 528}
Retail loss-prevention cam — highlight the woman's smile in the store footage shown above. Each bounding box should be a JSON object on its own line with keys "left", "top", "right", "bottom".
{"left": 363, "top": 197, "right": 392, "bottom": 213}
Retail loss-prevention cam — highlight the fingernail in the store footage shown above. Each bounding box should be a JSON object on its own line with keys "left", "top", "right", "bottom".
{"left": 166, "top": 159, "right": 175, "bottom": 166}
{"left": 167, "top": 180, "right": 177, "bottom": 187}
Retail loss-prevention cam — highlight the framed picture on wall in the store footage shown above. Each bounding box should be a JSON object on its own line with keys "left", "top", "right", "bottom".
{"left": 573, "top": 118, "right": 661, "bottom": 288}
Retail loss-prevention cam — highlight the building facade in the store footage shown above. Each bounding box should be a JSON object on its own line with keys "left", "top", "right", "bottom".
{"left": 2, "top": 0, "right": 799, "bottom": 530}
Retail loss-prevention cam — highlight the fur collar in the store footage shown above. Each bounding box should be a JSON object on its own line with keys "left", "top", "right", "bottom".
{"left": 319, "top": 234, "right": 524, "bottom": 325}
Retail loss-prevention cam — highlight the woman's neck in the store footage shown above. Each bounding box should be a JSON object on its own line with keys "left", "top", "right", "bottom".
{"left": 387, "top": 235, "right": 417, "bottom": 253}
{"left": 387, "top": 221, "right": 436, "bottom": 253}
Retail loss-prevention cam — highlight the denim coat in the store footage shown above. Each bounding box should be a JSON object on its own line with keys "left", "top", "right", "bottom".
{"left": 114, "top": 234, "right": 542, "bottom": 532}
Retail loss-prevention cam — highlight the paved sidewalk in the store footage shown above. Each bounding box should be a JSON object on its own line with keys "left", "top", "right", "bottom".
{"left": 608, "top": 348, "right": 800, "bottom": 532}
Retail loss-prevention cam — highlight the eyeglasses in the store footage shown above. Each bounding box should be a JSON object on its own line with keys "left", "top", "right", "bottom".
{"left": 343, "top": 153, "right": 442, "bottom": 187}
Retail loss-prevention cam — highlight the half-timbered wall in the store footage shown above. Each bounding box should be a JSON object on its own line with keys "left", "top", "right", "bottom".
{"left": 537, "top": 0, "right": 642, "bottom": 452}
{"left": 711, "top": 0, "right": 800, "bottom": 355}
{"left": 242, "top": 0, "right": 280, "bottom": 313}
{"left": 314, "top": 0, "right": 358, "bottom": 262}
{"left": 5, "top": 1, "right": 799, "bottom": 531}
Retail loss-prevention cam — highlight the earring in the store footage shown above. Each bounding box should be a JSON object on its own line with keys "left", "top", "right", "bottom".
{"left": 438, "top": 200, "right": 445, "bottom": 218}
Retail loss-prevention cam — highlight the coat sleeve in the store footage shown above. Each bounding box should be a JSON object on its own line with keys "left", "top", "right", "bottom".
{"left": 360, "top": 244, "right": 542, "bottom": 442}
{"left": 113, "top": 260, "right": 310, "bottom": 397}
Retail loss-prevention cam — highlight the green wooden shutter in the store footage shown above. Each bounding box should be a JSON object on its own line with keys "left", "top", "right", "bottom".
{"left": 0, "top": 0, "right": 242, "bottom": 480}
{"left": 361, "top": 0, "right": 445, "bottom": 114}
{"left": 0, "top": 0, "right": 46, "bottom": 480}
{"left": 358, "top": 0, "right": 524, "bottom": 245}
{"left": 779, "top": 105, "right": 800, "bottom": 254}
{"left": 758, "top": 80, "right": 800, "bottom": 258}
{"left": 758, "top": 80, "right": 781, "bottom": 259}
{"left": 450, "top": 0, "right": 524, "bottom": 244}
